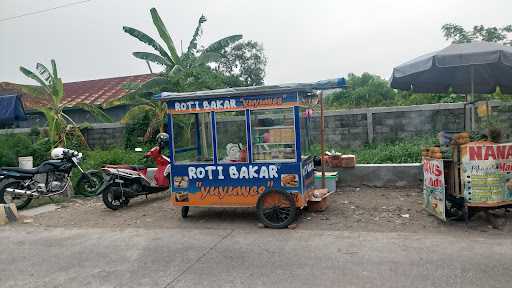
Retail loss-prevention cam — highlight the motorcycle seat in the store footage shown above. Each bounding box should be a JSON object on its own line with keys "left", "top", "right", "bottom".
{"left": 0, "top": 166, "right": 40, "bottom": 175}
{"left": 104, "top": 164, "right": 146, "bottom": 171}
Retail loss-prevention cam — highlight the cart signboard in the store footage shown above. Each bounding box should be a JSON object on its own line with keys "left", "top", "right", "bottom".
{"left": 461, "top": 142, "right": 512, "bottom": 206}
{"left": 423, "top": 158, "right": 446, "bottom": 221}
{"left": 168, "top": 92, "right": 301, "bottom": 114}
{"left": 171, "top": 162, "right": 302, "bottom": 207}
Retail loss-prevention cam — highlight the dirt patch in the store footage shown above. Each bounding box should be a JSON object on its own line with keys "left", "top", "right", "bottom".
{"left": 18, "top": 187, "right": 512, "bottom": 234}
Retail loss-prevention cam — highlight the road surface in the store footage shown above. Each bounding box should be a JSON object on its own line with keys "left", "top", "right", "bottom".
{"left": 1, "top": 226, "right": 511, "bottom": 288}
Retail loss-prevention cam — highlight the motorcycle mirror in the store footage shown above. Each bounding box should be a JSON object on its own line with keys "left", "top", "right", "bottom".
{"left": 134, "top": 148, "right": 143, "bottom": 152}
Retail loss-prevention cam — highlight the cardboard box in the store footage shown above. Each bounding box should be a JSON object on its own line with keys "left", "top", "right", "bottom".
{"left": 341, "top": 155, "right": 356, "bottom": 168}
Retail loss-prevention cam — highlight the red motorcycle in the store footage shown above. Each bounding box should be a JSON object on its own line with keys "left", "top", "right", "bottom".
{"left": 95, "top": 133, "right": 170, "bottom": 210}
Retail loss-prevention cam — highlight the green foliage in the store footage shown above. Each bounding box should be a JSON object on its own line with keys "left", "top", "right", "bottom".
{"left": 326, "top": 73, "right": 464, "bottom": 109}
{"left": 310, "top": 135, "right": 437, "bottom": 164}
{"left": 215, "top": 40, "right": 267, "bottom": 86}
{"left": 124, "top": 8, "right": 242, "bottom": 74}
{"left": 119, "top": 8, "right": 251, "bottom": 142}
{"left": 0, "top": 134, "right": 52, "bottom": 167}
{"left": 442, "top": 23, "right": 512, "bottom": 45}
{"left": 19, "top": 60, "right": 111, "bottom": 147}
{"left": 78, "top": 149, "right": 147, "bottom": 172}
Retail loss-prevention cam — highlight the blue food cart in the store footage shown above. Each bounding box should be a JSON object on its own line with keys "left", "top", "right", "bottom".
{"left": 157, "top": 79, "right": 346, "bottom": 228}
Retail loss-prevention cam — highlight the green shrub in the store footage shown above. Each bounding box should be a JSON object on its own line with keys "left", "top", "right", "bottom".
{"left": 0, "top": 134, "right": 36, "bottom": 167}
{"left": 310, "top": 135, "right": 437, "bottom": 164}
{"left": 78, "top": 148, "right": 148, "bottom": 171}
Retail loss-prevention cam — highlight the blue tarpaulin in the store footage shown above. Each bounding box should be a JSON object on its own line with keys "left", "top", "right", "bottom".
{"left": 0, "top": 94, "right": 27, "bottom": 124}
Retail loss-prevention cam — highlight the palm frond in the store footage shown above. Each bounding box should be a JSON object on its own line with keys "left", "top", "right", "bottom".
{"left": 204, "top": 34, "right": 242, "bottom": 53}
{"left": 105, "top": 93, "right": 150, "bottom": 108}
{"left": 133, "top": 52, "right": 172, "bottom": 67}
{"left": 105, "top": 76, "right": 169, "bottom": 108}
{"left": 150, "top": 8, "right": 180, "bottom": 65}
{"left": 74, "top": 103, "right": 112, "bottom": 123}
{"left": 121, "top": 104, "right": 155, "bottom": 124}
{"left": 36, "top": 63, "right": 53, "bottom": 83}
{"left": 196, "top": 51, "right": 222, "bottom": 65}
{"left": 53, "top": 77, "right": 65, "bottom": 107}
{"left": 123, "top": 26, "right": 173, "bottom": 63}
{"left": 51, "top": 59, "right": 59, "bottom": 80}
{"left": 186, "top": 15, "right": 207, "bottom": 56}
{"left": 19, "top": 85, "right": 49, "bottom": 99}
{"left": 19, "top": 66, "right": 50, "bottom": 91}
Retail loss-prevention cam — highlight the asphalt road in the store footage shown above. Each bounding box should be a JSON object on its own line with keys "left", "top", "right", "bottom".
{"left": 1, "top": 226, "right": 511, "bottom": 288}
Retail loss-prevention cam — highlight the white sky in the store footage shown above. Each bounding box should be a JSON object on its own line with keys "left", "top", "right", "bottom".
{"left": 1, "top": 0, "right": 511, "bottom": 85}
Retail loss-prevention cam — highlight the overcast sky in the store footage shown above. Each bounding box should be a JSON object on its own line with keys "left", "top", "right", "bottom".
{"left": 1, "top": 0, "right": 511, "bottom": 85}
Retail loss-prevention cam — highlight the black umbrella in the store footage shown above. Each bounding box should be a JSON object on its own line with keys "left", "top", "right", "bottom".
{"left": 390, "top": 41, "right": 512, "bottom": 95}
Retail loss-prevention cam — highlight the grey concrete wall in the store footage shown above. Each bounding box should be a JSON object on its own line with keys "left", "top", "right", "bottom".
{"left": 3, "top": 101, "right": 511, "bottom": 151}
{"left": 17, "top": 105, "right": 131, "bottom": 128}
{"left": 0, "top": 123, "right": 126, "bottom": 149}
{"left": 82, "top": 123, "right": 125, "bottom": 149}
{"left": 215, "top": 101, "right": 512, "bottom": 149}
{"left": 330, "top": 164, "right": 423, "bottom": 188}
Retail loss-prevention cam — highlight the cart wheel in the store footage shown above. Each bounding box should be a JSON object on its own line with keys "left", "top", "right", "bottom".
{"left": 181, "top": 206, "right": 190, "bottom": 218}
{"left": 256, "top": 189, "right": 297, "bottom": 229}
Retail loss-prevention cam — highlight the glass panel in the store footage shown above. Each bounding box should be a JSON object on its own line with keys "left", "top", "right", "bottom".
{"left": 216, "top": 111, "right": 248, "bottom": 163}
{"left": 172, "top": 112, "right": 213, "bottom": 163}
{"left": 251, "top": 108, "right": 296, "bottom": 162}
{"left": 300, "top": 107, "right": 314, "bottom": 158}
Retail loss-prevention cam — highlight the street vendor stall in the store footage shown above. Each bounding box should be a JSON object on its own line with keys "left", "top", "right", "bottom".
{"left": 423, "top": 139, "right": 512, "bottom": 222}
{"left": 157, "top": 79, "right": 346, "bottom": 228}
{"left": 391, "top": 41, "right": 512, "bottom": 222}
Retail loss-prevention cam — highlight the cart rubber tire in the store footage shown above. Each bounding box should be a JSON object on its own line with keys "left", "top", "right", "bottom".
{"left": 181, "top": 206, "right": 189, "bottom": 218}
{"left": 0, "top": 180, "right": 32, "bottom": 210}
{"left": 256, "top": 189, "right": 297, "bottom": 229}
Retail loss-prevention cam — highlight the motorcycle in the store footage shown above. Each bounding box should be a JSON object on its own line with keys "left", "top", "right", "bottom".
{"left": 96, "top": 135, "right": 170, "bottom": 210}
{"left": 0, "top": 148, "right": 98, "bottom": 209}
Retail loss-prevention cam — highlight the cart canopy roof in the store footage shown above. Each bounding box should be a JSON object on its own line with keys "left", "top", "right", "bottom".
{"left": 156, "top": 78, "right": 346, "bottom": 101}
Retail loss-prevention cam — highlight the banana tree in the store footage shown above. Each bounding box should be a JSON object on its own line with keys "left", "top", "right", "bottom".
{"left": 19, "top": 60, "right": 111, "bottom": 147}
{"left": 115, "top": 8, "right": 243, "bottom": 141}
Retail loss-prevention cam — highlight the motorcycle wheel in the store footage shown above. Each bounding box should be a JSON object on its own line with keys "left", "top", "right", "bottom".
{"left": 76, "top": 170, "right": 103, "bottom": 197}
{"left": 102, "top": 187, "right": 129, "bottom": 210}
{"left": 0, "top": 180, "right": 33, "bottom": 210}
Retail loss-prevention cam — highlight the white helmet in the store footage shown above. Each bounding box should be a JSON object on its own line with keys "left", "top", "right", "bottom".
{"left": 51, "top": 148, "right": 66, "bottom": 160}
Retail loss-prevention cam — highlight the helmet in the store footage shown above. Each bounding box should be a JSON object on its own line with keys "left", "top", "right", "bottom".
{"left": 156, "top": 133, "right": 169, "bottom": 147}
{"left": 50, "top": 148, "right": 80, "bottom": 160}
{"left": 50, "top": 148, "right": 66, "bottom": 160}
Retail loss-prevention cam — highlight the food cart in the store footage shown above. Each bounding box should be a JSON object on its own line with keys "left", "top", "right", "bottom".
{"left": 157, "top": 79, "right": 346, "bottom": 228}
{"left": 423, "top": 137, "right": 512, "bottom": 222}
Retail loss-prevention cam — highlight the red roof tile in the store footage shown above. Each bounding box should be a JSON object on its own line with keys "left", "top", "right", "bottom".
{"left": 0, "top": 74, "right": 154, "bottom": 110}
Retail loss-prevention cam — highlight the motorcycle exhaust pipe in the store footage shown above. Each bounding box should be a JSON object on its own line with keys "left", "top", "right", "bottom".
{"left": 5, "top": 188, "right": 39, "bottom": 197}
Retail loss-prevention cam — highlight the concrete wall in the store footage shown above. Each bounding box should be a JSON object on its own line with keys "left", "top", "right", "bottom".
{"left": 2, "top": 101, "right": 511, "bottom": 150}
{"left": 17, "top": 105, "right": 131, "bottom": 128}
{"left": 331, "top": 164, "right": 423, "bottom": 188}
{"left": 215, "top": 101, "right": 512, "bottom": 148}
{"left": 0, "top": 123, "right": 126, "bottom": 149}
{"left": 82, "top": 123, "right": 125, "bottom": 149}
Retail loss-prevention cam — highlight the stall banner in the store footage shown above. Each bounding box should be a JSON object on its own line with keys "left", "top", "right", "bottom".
{"left": 167, "top": 92, "right": 300, "bottom": 114}
{"left": 170, "top": 162, "right": 303, "bottom": 207}
{"left": 423, "top": 158, "right": 446, "bottom": 221}
{"left": 461, "top": 142, "right": 512, "bottom": 205}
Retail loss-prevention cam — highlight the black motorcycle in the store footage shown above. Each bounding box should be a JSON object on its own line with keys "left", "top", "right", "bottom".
{"left": 0, "top": 148, "right": 100, "bottom": 209}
